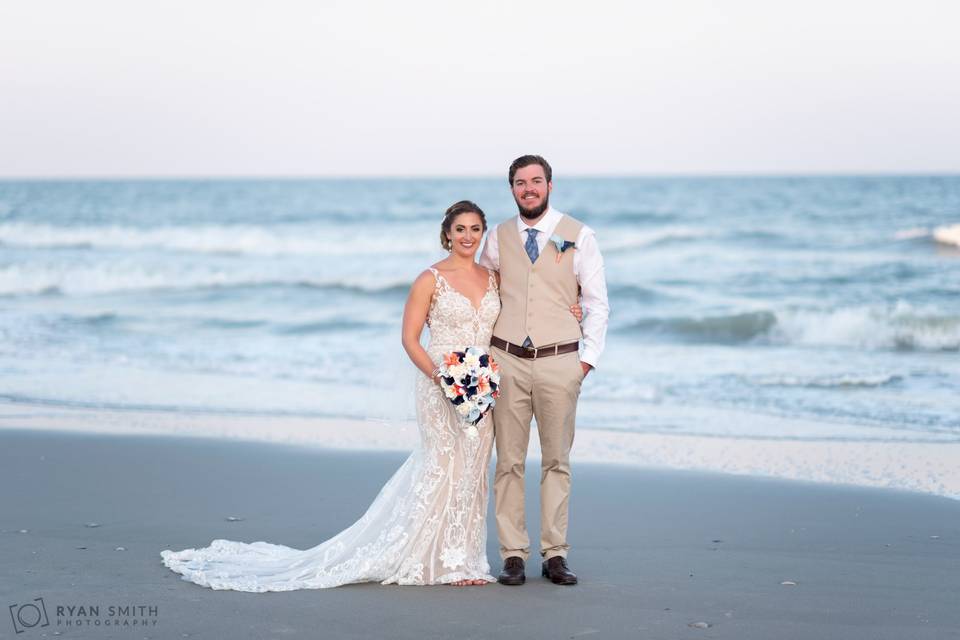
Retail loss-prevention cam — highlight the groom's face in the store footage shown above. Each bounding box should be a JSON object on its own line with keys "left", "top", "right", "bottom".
{"left": 511, "top": 164, "right": 552, "bottom": 220}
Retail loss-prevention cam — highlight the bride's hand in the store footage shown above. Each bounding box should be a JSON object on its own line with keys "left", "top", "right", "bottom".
{"left": 570, "top": 303, "right": 584, "bottom": 323}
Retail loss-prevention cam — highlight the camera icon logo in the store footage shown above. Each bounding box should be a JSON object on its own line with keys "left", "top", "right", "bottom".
{"left": 9, "top": 598, "right": 49, "bottom": 634}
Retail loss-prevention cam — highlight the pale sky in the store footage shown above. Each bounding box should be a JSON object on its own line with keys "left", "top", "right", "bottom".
{"left": 1, "top": 0, "right": 958, "bottom": 177}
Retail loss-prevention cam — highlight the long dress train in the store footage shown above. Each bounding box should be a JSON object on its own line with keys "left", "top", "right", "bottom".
{"left": 160, "top": 268, "right": 501, "bottom": 591}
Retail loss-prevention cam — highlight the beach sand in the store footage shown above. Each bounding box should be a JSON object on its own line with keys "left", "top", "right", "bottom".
{"left": 1, "top": 428, "right": 958, "bottom": 639}
{"left": 2, "top": 401, "right": 958, "bottom": 500}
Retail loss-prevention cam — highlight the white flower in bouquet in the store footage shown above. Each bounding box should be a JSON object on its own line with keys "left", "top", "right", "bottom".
{"left": 436, "top": 347, "right": 502, "bottom": 439}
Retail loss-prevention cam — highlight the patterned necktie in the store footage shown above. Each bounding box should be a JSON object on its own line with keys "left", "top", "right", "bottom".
{"left": 522, "top": 228, "right": 539, "bottom": 348}
{"left": 524, "top": 228, "right": 539, "bottom": 263}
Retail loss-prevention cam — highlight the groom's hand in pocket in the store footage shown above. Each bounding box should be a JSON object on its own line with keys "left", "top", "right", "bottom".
{"left": 580, "top": 362, "right": 593, "bottom": 378}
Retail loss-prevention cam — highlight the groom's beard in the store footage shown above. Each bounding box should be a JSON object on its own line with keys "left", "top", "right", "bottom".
{"left": 516, "top": 193, "right": 550, "bottom": 220}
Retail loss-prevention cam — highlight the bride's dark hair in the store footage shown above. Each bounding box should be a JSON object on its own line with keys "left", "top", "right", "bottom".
{"left": 440, "top": 200, "right": 487, "bottom": 250}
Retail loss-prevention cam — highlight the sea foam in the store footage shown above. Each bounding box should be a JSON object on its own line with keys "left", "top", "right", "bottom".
{"left": 0, "top": 263, "right": 411, "bottom": 297}
{"left": 0, "top": 222, "right": 436, "bottom": 256}
{"left": 933, "top": 223, "right": 960, "bottom": 247}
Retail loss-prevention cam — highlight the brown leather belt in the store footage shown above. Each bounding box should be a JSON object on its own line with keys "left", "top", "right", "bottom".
{"left": 490, "top": 336, "right": 579, "bottom": 360}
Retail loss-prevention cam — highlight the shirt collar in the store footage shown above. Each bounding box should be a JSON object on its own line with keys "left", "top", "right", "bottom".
{"left": 515, "top": 206, "right": 562, "bottom": 236}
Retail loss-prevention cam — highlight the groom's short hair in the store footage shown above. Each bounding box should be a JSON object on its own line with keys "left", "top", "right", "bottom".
{"left": 508, "top": 155, "right": 552, "bottom": 185}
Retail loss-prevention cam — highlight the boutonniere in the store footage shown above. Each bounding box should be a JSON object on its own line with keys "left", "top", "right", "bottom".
{"left": 550, "top": 234, "right": 576, "bottom": 263}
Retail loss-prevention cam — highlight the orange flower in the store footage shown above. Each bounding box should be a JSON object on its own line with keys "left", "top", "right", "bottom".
{"left": 477, "top": 376, "right": 490, "bottom": 395}
{"left": 453, "top": 384, "right": 465, "bottom": 396}
{"left": 443, "top": 352, "right": 461, "bottom": 367}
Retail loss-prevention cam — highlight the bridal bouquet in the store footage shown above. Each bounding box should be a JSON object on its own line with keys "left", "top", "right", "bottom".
{"left": 437, "top": 346, "right": 501, "bottom": 438}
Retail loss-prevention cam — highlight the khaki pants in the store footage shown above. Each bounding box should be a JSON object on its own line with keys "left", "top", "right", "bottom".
{"left": 492, "top": 346, "right": 584, "bottom": 561}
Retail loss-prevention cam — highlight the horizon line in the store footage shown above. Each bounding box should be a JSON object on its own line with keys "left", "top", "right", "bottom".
{"left": 2, "top": 170, "right": 960, "bottom": 182}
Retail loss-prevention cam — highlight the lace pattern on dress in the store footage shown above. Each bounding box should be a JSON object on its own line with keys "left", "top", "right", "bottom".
{"left": 160, "top": 267, "right": 501, "bottom": 590}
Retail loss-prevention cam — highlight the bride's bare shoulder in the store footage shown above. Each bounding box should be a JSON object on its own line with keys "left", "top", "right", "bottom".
{"left": 413, "top": 268, "right": 438, "bottom": 288}
{"left": 405, "top": 271, "right": 438, "bottom": 310}
{"left": 429, "top": 258, "right": 453, "bottom": 273}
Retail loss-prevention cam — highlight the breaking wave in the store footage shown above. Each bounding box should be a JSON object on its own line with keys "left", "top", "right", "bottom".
{"left": 0, "top": 222, "right": 436, "bottom": 256}
{"left": 620, "top": 303, "right": 960, "bottom": 351}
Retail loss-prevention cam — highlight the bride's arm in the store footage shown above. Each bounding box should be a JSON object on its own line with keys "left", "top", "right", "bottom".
{"left": 402, "top": 271, "right": 442, "bottom": 382}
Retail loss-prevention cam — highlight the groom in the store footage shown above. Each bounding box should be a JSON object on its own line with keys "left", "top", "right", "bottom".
{"left": 480, "top": 155, "right": 609, "bottom": 585}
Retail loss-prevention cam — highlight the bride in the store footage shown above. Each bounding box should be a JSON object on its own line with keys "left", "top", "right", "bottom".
{"left": 160, "top": 201, "right": 581, "bottom": 590}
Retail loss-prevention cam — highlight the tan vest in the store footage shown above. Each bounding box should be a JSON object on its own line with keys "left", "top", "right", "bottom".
{"left": 493, "top": 215, "right": 584, "bottom": 347}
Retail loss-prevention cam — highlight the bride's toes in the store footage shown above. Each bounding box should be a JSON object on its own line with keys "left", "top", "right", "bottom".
{"left": 449, "top": 578, "right": 488, "bottom": 586}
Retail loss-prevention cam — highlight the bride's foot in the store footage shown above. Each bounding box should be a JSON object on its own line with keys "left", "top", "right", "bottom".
{"left": 450, "top": 579, "right": 487, "bottom": 586}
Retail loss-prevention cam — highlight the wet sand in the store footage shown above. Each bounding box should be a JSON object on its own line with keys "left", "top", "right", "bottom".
{"left": 1, "top": 428, "right": 958, "bottom": 639}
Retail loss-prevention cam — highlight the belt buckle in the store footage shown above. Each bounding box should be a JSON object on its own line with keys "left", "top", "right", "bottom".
{"left": 531, "top": 346, "right": 538, "bottom": 360}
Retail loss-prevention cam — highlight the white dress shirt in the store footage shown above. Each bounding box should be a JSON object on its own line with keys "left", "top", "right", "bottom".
{"left": 479, "top": 206, "right": 610, "bottom": 369}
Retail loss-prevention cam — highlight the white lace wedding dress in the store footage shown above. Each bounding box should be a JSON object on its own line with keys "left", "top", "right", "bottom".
{"left": 160, "top": 268, "right": 500, "bottom": 590}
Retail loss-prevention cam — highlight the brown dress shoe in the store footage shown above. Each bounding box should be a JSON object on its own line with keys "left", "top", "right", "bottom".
{"left": 498, "top": 556, "right": 526, "bottom": 585}
{"left": 542, "top": 556, "right": 578, "bottom": 585}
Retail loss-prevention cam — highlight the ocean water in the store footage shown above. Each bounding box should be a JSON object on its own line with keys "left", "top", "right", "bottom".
{"left": 1, "top": 177, "right": 959, "bottom": 445}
